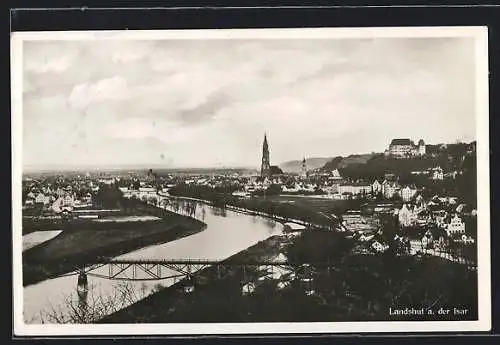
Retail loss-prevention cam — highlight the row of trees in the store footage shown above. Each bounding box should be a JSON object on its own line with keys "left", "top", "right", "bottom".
{"left": 168, "top": 184, "right": 337, "bottom": 229}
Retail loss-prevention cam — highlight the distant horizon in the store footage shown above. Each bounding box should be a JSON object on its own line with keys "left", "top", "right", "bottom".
{"left": 22, "top": 137, "right": 475, "bottom": 173}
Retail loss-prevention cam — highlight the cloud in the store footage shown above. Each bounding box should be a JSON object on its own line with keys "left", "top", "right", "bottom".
{"left": 22, "top": 36, "right": 477, "bottom": 168}
{"left": 24, "top": 42, "right": 80, "bottom": 74}
{"left": 68, "top": 76, "right": 129, "bottom": 109}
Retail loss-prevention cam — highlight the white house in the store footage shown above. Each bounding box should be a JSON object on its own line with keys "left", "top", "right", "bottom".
{"left": 371, "top": 241, "right": 389, "bottom": 253}
{"left": 382, "top": 180, "right": 400, "bottom": 199}
{"left": 456, "top": 234, "right": 475, "bottom": 245}
{"left": 446, "top": 214, "right": 466, "bottom": 236}
{"left": 372, "top": 180, "right": 382, "bottom": 194}
{"left": 417, "top": 139, "right": 426, "bottom": 156}
{"left": 330, "top": 169, "right": 342, "bottom": 180}
{"left": 338, "top": 182, "right": 371, "bottom": 196}
{"left": 401, "top": 186, "right": 417, "bottom": 202}
{"left": 61, "top": 194, "right": 75, "bottom": 208}
{"left": 398, "top": 204, "right": 416, "bottom": 227}
{"left": 431, "top": 166, "right": 444, "bottom": 180}
{"left": 241, "top": 282, "right": 256, "bottom": 296}
{"left": 35, "top": 192, "right": 46, "bottom": 204}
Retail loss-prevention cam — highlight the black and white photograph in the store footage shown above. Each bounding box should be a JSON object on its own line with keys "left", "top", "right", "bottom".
{"left": 11, "top": 27, "right": 491, "bottom": 335}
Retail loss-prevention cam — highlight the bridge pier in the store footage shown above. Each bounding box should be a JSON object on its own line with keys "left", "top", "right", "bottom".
{"left": 77, "top": 271, "right": 89, "bottom": 299}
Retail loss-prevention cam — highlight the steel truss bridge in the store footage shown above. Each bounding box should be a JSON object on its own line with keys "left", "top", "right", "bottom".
{"left": 68, "top": 258, "right": 318, "bottom": 283}
{"left": 65, "top": 257, "right": 477, "bottom": 285}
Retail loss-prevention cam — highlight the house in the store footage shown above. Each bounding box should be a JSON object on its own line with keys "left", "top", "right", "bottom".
{"left": 119, "top": 187, "right": 129, "bottom": 194}
{"left": 330, "top": 169, "right": 342, "bottom": 180}
{"left": 338, "top": 182, "right": 372, "bottom": 196}
{"left": 398, "top": 204, "right": 416, "bottom": 227}
{"left": 415, "top": 210, "right": 431, "bottom": 227}
{"left": 446, "top": 214, "right": 466, "bottom": 236}
{"left": 401, "top": 185, "right": 417, "bottom": 202}
{"left": 433, "top": 210, "right": 448, "bottom": 226}
{"left": 417, "top": 139, "right": 426, "bottom": 155}
{"left": 241, "top": 282, "right": 256, "bottom": 295}
{"left": 455, "top": 234, "right": 475, "bottom": 245}
{"left": 34, "top": 193, "right": 52, "bottom": 205}
{"left": 382, "top": 180, "right": 400, "bottom": 199}
{"left": 372, "top": 180, "right": 382, "bottom": 194}
{"left": 431, "top": 166, "right": 444, "bottom": 180}
{"left": 61, "top": 193, "right": 75, "bottom": 208}
{"left": 421, "top": 230, "right": 434, "bottom": 249}
{"left": 35, "top": 193, "right": 47, "bottom": 204}
{"left": 138, "top": 187, "right": 157, "bottom": 199}
{"left": 321, "top": 184, "right": 338, "bottom": 195}
{"left": 232, "top": 191, "right": 251, "bottom": 198}
{"left": 371, "top": 240, "right": 389, "bottom": 253}
{"left": 359, "top": 234, "right": 375, "bottom": 242}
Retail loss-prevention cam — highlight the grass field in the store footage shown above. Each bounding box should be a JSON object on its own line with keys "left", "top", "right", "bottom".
{"left": 259, "top": 195, "right": 360, "bottom": 216}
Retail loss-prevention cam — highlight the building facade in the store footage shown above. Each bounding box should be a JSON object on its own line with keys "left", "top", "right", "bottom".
{"left": 401, "top": 186, "right": 418, "bottom": 202}
{"left": 446, "top": 214, "right": 466, "bottom": 236}
{"left": 386, "top": 138, "right": 426, "bottom": 158}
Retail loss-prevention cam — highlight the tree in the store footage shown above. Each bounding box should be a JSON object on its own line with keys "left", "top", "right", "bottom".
{"left": 94, "top": 184, "right": 123, "bottom": 209}
{"left": 266, "top": 184, "right": 282, "bottom": 196}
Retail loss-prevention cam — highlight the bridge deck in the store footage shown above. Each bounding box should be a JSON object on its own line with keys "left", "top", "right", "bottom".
{"left": 90, "top": 258, "right": 322, "bottom": 266}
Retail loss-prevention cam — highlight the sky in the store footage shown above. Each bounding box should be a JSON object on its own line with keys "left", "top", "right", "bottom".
{"left": 22, "top": 36, "right": 477, "bottom": 170}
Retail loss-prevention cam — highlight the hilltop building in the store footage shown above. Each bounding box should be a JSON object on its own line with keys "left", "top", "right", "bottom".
{"left": 385, "top": 138, "right": 426, "bottom": 158}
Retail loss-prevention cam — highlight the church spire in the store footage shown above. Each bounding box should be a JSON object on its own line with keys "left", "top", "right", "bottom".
{"left": 301, "top": 156, "right": 307, "bottom": 178}
{"left": 261, "top": 133, "right": 271, "bottom": 178}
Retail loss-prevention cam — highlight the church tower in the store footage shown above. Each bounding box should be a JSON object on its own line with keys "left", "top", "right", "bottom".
{"left": 261, "top": 133, "right": 271, "bottom": 178}
{"left": 300, "top": 157, "right": 308, "bottom": 178}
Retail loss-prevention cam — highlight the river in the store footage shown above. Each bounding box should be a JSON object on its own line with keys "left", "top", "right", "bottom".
{"left": 23, "top": 198, "right": 285, "bottom": 324}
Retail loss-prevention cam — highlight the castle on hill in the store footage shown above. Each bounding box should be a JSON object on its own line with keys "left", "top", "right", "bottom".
{"left": 385, "top": 138, "right": 426, "bottom": 158}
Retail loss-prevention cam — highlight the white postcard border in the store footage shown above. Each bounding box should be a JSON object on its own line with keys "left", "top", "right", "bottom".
{"left": 11, "top": 26, "right": 491, "bottom": 336}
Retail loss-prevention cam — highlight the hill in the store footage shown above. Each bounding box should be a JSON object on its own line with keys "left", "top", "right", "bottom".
{"left": 279, "top": 157, "right": 333, "bottom": 173}
{"left": 320, "top": 153, "right": 379, "bottom": 172}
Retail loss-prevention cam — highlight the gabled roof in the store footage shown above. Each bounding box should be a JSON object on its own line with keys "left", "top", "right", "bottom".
{"left": 390, "top": 138, "right": 412, "bottom": 146}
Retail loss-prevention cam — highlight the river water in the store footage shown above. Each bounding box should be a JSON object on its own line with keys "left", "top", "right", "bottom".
{"left": 23, "top": 230, "right": 63, "bottom": 252}
{"left": 23, "top": 198, "right": 285, "bottom": 324}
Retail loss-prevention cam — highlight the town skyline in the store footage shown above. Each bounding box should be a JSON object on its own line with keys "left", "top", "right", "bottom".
{"left": 23, "top": 37, "right": 476, "bottom": 169}
{"left": 22, "top": 134, "right": 476, "bottom": 174}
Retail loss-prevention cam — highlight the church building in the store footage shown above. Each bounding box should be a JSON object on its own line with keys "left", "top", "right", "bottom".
{"left": 261, "top": 133, "right": 271, "bottom": 178}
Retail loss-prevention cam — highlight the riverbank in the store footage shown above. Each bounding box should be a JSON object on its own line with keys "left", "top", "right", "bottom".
{"left": 99, "top": 234, "right": 285, "bottom": 323}
{"left": 23, "top": 200, "right": 207, "bottom": 286}
{"left": 168, "top": 185, "right": 342, "bottom": 230}
{"left": 168, "top": 194, "right": 337, "bottom": 231}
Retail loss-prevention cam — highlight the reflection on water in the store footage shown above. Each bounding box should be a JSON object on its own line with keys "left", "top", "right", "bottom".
{"left": 210, "top": 207, "right": 227, "bottom": 217}
{"left": 24, "top": 197, "right": 284, "bottom": 324}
